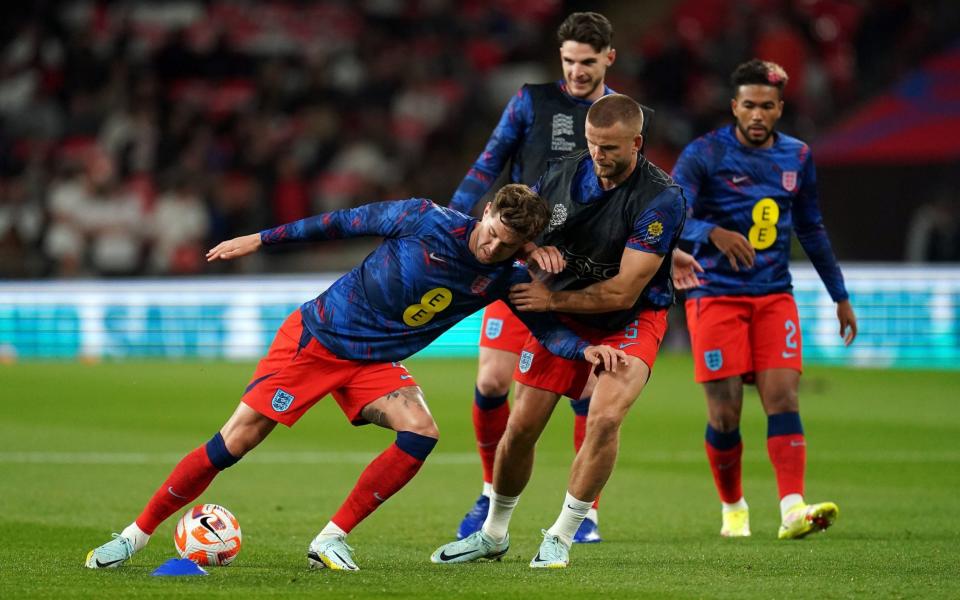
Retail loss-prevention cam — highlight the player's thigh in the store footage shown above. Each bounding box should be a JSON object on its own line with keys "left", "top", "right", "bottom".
{"left": 360, "top": 385, "right": 438, "bottom": 437}
{"left": 508, "top": 382, "right": 562, "bottom": 441}
{"left": 219, "top": 402, "right": 278, "bottom": 456}
{"left": 333, "top": 360, "right": 421, "bottom": 426}
{"left": 588, "top": 355, "right": 652, "bottom": 430}
{"left": 755, "top": 368, "right": 800, "bottom": 414}
{"left": 750, "top": 293, "right": 803, "bottom": 374}
{"left": 686, "top": 297, "right": 752, "bottom": 382}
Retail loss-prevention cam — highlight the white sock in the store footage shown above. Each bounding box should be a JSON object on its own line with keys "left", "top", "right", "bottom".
{"left": 722, "top": 497, "right": 749, "bottom": 514}
{"left": 586, "top": 507, "right": 599, "bottom": 524}
{"left": 482, "top": 481, "right": 493, "bottom": 498}
{"left": 481, "top": 490, "right": 519, "bottom": 543}
{"left": 315, "top": 521, "right": 347, "bottom": 542}
{"left": 546, "top": 492, "right": 592, "bottom": 547}
{"left": 780, "top": 493, "right": 804, "bottom": 519}
{"left": 121, "top": 522, "right": 150, "bottom": 552}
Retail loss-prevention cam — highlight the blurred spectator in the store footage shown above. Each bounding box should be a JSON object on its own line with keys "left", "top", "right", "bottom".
{"left": 149, "top": 175, "right": 209, "bottom": 274}
{"left": 905, "top": 191, "right": 960, "bottom": 263}
{"left": 0, "top": 0, "right": 956, "bottom": 277}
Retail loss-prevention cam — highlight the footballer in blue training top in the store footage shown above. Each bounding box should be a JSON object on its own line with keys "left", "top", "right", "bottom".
{"left": 671, "top": 58, "right": 858, "bottom": 542}
{"left": 84, "top": 184, "right": 627, "bottom": 573}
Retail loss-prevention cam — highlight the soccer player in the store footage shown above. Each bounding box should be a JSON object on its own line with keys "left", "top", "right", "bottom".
{"left": 671, "top": 59, "right": 858, "bottom": 539}
{"left": 84, "top": 184, "right": 628, "bottom": 572}
{"left": 450, "top": 11, "right": 653, "bottom": 544}
{"left": 432, "top": 94, "right": 686, "bottom": 568}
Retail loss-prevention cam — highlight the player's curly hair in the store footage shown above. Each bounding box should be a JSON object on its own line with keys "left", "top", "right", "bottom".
{"left": 491, "top": 184, "right": 550, "bottom": 241}
{"left": 731, "top": 59, "right": 789, "bottom": 95}
{"left": 556, "top": 12, "right": 613, "bottom": 53}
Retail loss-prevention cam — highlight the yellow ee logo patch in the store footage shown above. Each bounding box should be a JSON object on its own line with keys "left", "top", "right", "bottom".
{"left": 748, "top": 198, "right": 780, "bottom": 250}
{"left": 402, "top": 287, "right": 453, "bottom": 327}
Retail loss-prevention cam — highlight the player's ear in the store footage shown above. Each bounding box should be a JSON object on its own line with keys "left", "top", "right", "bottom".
{"left": 634, "top": 134, "right": 643, "bottom": 153}
{"left": 606, "top": 47, "right": 616, "bottom": 66}
{"left": 730, "top": 97, "right": 738, "bottom": 116}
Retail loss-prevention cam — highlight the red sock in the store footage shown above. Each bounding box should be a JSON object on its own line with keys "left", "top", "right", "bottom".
{"left": 571, "top": 413, "right": 601, "bottom": 509}
{"left": 767, "top": 434, "right": 806, "bottom": 498}
{"left": 136, "top": 446, "right": 218, "bottom": 534}
{"left": 473, "top": 401, "right": 509, "bottom": 484}
{"left": 331, "top": 443, "right": 426, "bottom": 533}
{"left": 704, "top": 441, "right": 744, "bottom": 503}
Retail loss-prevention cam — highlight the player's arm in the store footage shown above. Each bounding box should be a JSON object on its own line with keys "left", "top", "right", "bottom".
{"left": 503, "top": 288, "right": 627, "bottom": 371}
{"left": 793, "top": 151, "right": 857, "bottom": 345}
{"left": 673, "top": 140, "right": 755, "bottom": 270}
{"left": 207, "top": 199, "right": 428, "bottom": 262}
{"left": 449, "top": 87, "right": 533, "bottom": 214}
{"left": 510, "top": 188, "right": 685, "bottom": 313}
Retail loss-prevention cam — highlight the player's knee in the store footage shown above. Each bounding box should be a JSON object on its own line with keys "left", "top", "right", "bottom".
{"left": 586, "top": 411, "right": 623, "bottom": 443}
{"left": 709, "top": 405, "right": 742, "bottom": 431}
{"left": 398, "top": 411, "right": 439, "bottom": 438}
{"left": 764, "top": 388, "right": 798, "bottom": 413}
{"left": 502, "top": 419, "right": 539, "bottom": 449}
{"left": 476, "top": 369, "right": 512, "bottom": 397}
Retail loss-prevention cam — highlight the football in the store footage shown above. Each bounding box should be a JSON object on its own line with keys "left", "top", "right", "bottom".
{"left": 174, "top": 504, "right": 242, "bottom": 566}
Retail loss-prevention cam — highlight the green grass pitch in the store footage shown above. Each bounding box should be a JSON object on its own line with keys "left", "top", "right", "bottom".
{"left": 1, "top": 354, "right": 958, "bottom": 599}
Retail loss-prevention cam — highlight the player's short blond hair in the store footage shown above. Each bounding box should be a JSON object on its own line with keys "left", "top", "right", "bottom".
{"left": 586, "top": 94, "right": 644, "bottom": 135}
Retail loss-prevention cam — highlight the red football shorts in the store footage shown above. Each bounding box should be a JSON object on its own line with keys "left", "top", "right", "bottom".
{"left": 242, "top": 310, "right": 418, "bottom": 426}
{"left": 685, "top": 293, "right": 803, "bottom": 383}
{"left": 478, "top": 300, "right": 530, "bottom": 354}
{"left": 513, "top": 309, "right": 668, "bottom": 399}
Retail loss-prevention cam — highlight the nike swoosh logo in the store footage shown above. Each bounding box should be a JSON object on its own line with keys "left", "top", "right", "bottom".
{"left": 167, "top": 486, "right": 189, "bottom": 499}
{"left": 374, "top": 492, "right": 386, "bottom": 502}
{"left": 790, "top": 440, "right": 806, "bottom": 447}
{"left": 200, "top": 515, "right": 226, "bottom": 544}
{"left": 781, "top": 351, "right": 797, "bottom": 358}
{"left": 429, "top": 252, "right": 448, "bottom": 264}
{"left": 332, "top": 550, "right": 355, "bottom": 568}
{"left": 531, "top": 552, "right": 546, "bottom": 563}
{"left": 399, "top": 374, "right": 412, "bottom": 380}
{"left": 95, "top": 557, "right": 124, "bottom": 568}
{"left": 439, "top": 549, "right": 479, "bottom": 561}
{"left": 567, "top": 504, "right": 577, "bottom": 510}
{"left": 732, "top": 175, "right": 750, "bottom": 184}
{"left": 619, "top": 342, "right": 638, "bottom": 349}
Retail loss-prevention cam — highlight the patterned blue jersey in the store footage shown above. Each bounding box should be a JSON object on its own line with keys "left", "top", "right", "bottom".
{"left": 449, "top": 81, "right": 613, "bottom": 214}
{"left": 259, "top": 200, "right": 590, "bottom": 362}
{"left": 672, "top": 125, "right": 848, "bottom": 301}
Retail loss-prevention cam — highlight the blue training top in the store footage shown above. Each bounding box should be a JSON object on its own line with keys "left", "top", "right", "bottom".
{"left": 259, "top": 199, "right": 591, "bottom": 362}
{"left": 672, "top": 125, "right": 848, "bottom": 301}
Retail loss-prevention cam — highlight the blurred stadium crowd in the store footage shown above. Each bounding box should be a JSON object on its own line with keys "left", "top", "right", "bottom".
{"left": 0, "top": 0, "right": 956, "bottom": 278}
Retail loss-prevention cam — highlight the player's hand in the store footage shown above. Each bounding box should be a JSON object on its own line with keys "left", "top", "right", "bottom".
{"left": 709, "top": 227, "right": 755, "bottom": 271}
{"left": 584, "top": 345, "right": 629, "bottom": 373}
{"left": 509, "top": 279, "right": 553, "bottom": 312}
{"left": 526, "top": 245, "right": 566, "bottom": 274}
{"left": 671, "top": 248, "right": 704, "bottom": 290}
{"left": 206, "top": 233, "right": 262, "bottom": 262}
{"left": 837, "top": 299, "right": 857, "bottom": 346}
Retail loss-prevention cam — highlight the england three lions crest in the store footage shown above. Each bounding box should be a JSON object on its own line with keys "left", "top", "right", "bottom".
{"left": 782, "top": 171, "right": 798, "bottom": 192}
